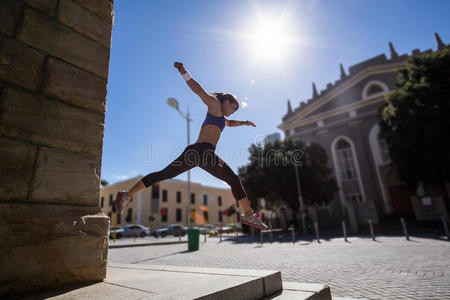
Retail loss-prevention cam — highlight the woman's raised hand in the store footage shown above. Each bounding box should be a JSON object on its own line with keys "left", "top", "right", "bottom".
{"left": 174, "top": 62, "right": 186, "bottom": 74}
{"left": 245, "top": 120, "right": 256, "bottom": 127}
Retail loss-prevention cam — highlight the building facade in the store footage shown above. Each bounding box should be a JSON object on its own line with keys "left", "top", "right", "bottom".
{"left": 277, "top": 34, "right": 449, "bottom": 233}
{"left": 265, "top": 132, "right": 281, "bottom": 144}
{"left": 100, "top": 176, "right": 238, "bottom": 230}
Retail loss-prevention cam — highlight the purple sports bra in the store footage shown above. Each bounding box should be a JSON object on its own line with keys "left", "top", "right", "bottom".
{"left": 201, "top": 112, "right": 225, "bottom": 131}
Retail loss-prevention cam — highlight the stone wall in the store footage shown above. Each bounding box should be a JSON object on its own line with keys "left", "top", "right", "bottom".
{"left": 0, "top": 0, "right": 113, "bottom": 296}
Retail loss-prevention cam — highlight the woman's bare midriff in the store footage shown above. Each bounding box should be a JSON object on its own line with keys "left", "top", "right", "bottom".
{"left": 195, "top": 125, "right": 221, "bottom": 147}
{"left": 195, "top": 106, "right": 223, "bottom": 147}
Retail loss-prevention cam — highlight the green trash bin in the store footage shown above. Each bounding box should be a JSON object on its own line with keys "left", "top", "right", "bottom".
{"left": 304, "top": 220, "right": 312, "bottom": 235}
{"left": 187, "top": 227, "right": 200, "bottom": 251}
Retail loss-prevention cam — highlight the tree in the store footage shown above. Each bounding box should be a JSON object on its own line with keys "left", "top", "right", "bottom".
{"left": 100, "top": 180, "right": 109, "bottom": 187}
{"left": 379, "top": 45, "right": 450, "bottom": 213}
{"left": 238, "top": 138, "right": 338, "bottom": 230}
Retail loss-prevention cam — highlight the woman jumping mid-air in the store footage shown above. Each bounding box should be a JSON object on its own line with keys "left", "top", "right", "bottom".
{"left": 114, "top": 62, "right": 269, "bottom": 230}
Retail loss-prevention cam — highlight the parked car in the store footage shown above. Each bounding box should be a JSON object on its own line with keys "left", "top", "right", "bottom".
{"left": 109, "top": 225, "right": 150, "bottom": 239}
{"left": 109, "top": 226, "right": 121, "bottom": 232}
{"left": 152, "top": 224, "right": 186, "bottom": 238}
{"left": 221, "top": 223, "right": 241, "bottom": 233}
{"left": 208, "top": 228, "right": 220, "bottom": 236}
{"left": 198, "top": 224, "right": 218, "bottom": 234}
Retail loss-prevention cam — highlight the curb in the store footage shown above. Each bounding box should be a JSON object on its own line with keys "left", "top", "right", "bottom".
{"left": 109, "top": 240, "right": 187, "bottom": 249}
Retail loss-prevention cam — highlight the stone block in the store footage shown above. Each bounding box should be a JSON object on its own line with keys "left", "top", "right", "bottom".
{"left": 32, "top": 147, "right": 102, "bottom": 205}
{"left": 0, "top": 138, "right": 37, "bottom": 201}
{"left": 0, "top": 0, "right": 23, "bottom": 37}
{"left": 0, "top": 36, "right": 45, "bottom": 91}
{"left": 43, "top": 57, "right": 106, "bottom": 114}
{"left": 0, "top": 86, "right": 105, "bottom": 157}
{"left": 0, "top": 202, "right": 109, "bottom": 297}
{"left": 22, "top": 0, "right": 57, "bottom": 16}
{"left": 18, "top": 8, "right": 110, "bottom": 79}
{"left": 73, "top": 0, "right": 113, "bottom": 24}
{"left": 58, "top": 0, "right": 112, "bottom": 48}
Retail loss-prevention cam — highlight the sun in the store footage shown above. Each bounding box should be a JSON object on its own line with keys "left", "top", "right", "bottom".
{"left": 246, "top": 14, "right": 297, "bottom": 64}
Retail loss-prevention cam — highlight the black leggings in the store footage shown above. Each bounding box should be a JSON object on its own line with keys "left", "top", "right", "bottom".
{"left": 141, "top": 142, "right": 247, "bottom": 205}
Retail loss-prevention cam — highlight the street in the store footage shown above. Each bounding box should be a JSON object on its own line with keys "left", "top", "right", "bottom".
{"left": 108, "top": 234, "right": 450, "bottom": 300}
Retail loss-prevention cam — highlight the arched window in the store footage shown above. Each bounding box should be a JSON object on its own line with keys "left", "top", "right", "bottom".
{"left": 332, "top": 136, "right": 366, "bottom": 204}
{"left": 336, "top": 140, "right": 357, "bottom": 181}
{"left": 377, "top": 132, "right": 390, "bottom": 162}
{"left": 362, "top": 80, "right": 389, "bottom": 100}
{"left": 367, "top": 84, "right": 383, "bottom": 96}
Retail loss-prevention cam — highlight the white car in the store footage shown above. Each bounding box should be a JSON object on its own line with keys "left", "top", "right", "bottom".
{"left": 109, "top": 225, "right": 150, "bottom": 239}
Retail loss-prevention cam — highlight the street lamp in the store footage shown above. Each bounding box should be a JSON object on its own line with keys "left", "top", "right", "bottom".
{"left": 167, "top": 97, "right": 193, "bottom": 228}
{"left": 287, "top": 150, "right": 306, "bottom": 234}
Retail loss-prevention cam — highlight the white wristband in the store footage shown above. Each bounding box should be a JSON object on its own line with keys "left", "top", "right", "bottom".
{"left": 182, "top": 72, "right": 192, "bottom": 81}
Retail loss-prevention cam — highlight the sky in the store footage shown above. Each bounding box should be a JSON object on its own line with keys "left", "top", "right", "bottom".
{"left": 101, "top": 0, "right": 450, "bottom": 189}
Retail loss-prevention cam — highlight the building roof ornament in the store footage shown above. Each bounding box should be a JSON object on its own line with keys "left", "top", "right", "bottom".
{"left": 434, "top": 32, "right": 445, "bottom": 51}
{"left": 389, "top": 41, "right": 398, "bottom": 59}
{"left": 312, "top": 82, "right": 319, "bottom": 99}
{"left": 287, "top": 99, "right": 293, "bottom": 114}
{"left": 340, "top": 63, "right": 347, "bottom": 78}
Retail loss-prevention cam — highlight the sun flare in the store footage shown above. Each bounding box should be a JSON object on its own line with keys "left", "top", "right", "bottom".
{"left": 246, "top": 14, "right": 297, "bottom": 64}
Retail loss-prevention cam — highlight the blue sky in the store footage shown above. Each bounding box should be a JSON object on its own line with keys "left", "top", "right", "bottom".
{"left": 102, "top": 0, "right": 450, "bottom": 188}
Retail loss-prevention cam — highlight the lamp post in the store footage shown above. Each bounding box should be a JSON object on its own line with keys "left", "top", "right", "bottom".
{"left": 167, "top": 97, "right": 193, "bottom": 228}
{"left": 287, "top": 150, "right": 306, "bottom": 235}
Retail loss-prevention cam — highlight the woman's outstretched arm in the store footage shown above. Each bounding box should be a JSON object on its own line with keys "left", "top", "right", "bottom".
{"left": 174, "top": 62, "right": 218, "bottom": 108}
{"left": 225, "top": 119, "right": 256, "bottom": 127}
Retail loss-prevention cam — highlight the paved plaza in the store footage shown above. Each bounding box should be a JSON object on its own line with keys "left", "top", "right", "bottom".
{"left": 108, "top": 234, "right": 450, "bottom": 300}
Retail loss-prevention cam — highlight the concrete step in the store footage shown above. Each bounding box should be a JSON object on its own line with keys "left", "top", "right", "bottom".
{"left": 262, "top": 281, "right": 331, "bottom": 299}
{"left": 25, "top": 263, "right": 283, "bottom": 299}
{"left": 24, "top": 263, "right": 364, "bottom": 300}
{"left": 262, "top": 281, "right": 367, "bottom": 300}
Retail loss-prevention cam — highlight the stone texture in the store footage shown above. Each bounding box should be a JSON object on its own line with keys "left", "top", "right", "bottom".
{"left": 0, "top": 138, "right": 37, "bottom": 201}
{"left": 18, "top": 8, "right": 110, "bottom": 79}
{"left": 0, "top": 36, "right": 45, "bottom": 91}
{"left": 58, "top": 0, "right": 112, "bottom": 48}
{"left": 73, "top": 0, "right": 114, "bottom": 24}
{"left": 0, "top": 0, "right": 23, "bottom": 37}
{"left": 0, "top": 202, "right": 109, "bottom": 297}
{"left": 0, "top": 86, "right": 105, "bottom": 157}
{"left": 22, "top": 0, "right": 57, "bottom": 16}
{"left": 32, "top": 147, "right": 102, "bottom": 205}
{"left": 43, "top": 57, "right": 107, "bottom": 114}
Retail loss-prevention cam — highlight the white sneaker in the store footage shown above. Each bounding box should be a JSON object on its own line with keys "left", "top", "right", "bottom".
{"left": 241, "top": 212, "right": 269, "bottom": 230}
{"left": 115, "top": 191, "right": 132, "bottom": 215}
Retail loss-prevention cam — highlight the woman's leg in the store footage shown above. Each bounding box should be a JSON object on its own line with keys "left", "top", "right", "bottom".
{"left": 135, "top": 144, "right": 198, "bottom": 196}
{"left": 198, "top": 151, "right": 253, "bottom": 216}
{"left": 128, "top": 180, "right": 145, "bottom": 199}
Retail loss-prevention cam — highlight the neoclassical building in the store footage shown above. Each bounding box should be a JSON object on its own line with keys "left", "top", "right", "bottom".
{"left": 100, "top": 176, "right": 237, "bottom": 230}
{"left": 277, "top": 33, "right": 448, "bottom": 233}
